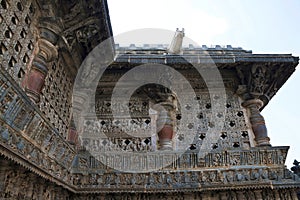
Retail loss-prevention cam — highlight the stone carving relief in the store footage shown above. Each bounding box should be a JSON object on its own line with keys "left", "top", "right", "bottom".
{"left": 82, "top": 117, "right": 152, "bottom": 137}
{"left": 0, "top": 71, "right": 75, "bottom": 182}
{"left": 236, "top": 64, "right": 269, "bottom": 99}
{"left": 95, "top": 98, "right": 149, "bottom": 117}
{"left": 0, "top": 159, "right": 71, "bottom": 199}
{"left": 62, "top": 0, "right": 110, "bottom": 56}
{"left": 69, "top": 159, "right": 300, "bottom": 195}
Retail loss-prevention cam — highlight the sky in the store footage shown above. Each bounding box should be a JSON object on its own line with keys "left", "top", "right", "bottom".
{"left": 107, "top": 0, "right": 300, "bottom": 168}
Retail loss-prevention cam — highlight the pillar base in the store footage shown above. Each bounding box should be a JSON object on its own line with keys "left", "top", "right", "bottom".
{"left": 159, "top": 139, "right": 173, "bottom": 150}
{"left": 256, "top": 137, "right": 271, "bottom": 147}
{"left": 25, "top": 89, "right": 41, "bottom": 103}
{"left": 158, "top": 125, "right": 173, "bottom": 150}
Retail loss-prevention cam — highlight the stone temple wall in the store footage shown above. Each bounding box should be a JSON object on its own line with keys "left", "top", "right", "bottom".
{"left": 0, "top": 0, "right": 300, "bottom": 199}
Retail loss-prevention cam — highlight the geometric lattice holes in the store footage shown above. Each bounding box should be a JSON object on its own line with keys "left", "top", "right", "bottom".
{"left": 29, "top": 3, "right": 34, "bottom": 14}
{"left": 205, "top": 103, "right": 211, "bottom": 109}
{"left": 199, "top": 133, "right": 206, "bottom": 140}
{"left": 20, "top": 28, "right": 27, "bottom": 38}
{"left": 22, "top": 54, "right": 29, "bottom": 63}
{"left": 211, "top": 143, "right": 218, "bottom": 149}
{"left": 0, "top": 42, "right": 7, "bottom": 55}
{"left": 229, "top": 121, "right": 236, "bottom": 127}
{"left": 178, "top": 134, "right": 184, "bottom": 141}
{"left": 189, "top": 144, "right": 197, "bottom": 150}
{"left": 1, "top": 0, "right": 9, "bottom": 9}
{"left": 241, "top": 131, "right": 249, "bottom": 138}
{"left": 11, "top": 13, "right": 19, "bottom": 25}
{"left": 197, "top": 112, "right": 204, "bottom": 119}
{"left": 144, "top": 138, "right": 150, "bottom": 145}
{"left": 176, "top": 114, "right": 182, "bottom": 120}
{"left": 8, "top": 57, "right": 17, "bottom": 68}
{"left": 25, "top": 15, "right": 31, "bottom": 25}
{"left": 16, "top": 1, "right": 23, "bottom": 11}
{"left": 14, "top": 41, "right": 22, "bottom": 52}
{"left": 220, "top": 132, "right": 227, "bottom": 139}
{"left": 237, "top": 111, "right": 243, "bottom": 117}
{"left": 145, "top": 118, "right": 151, "bottom": 124}
{"left": 27, "top": 41, "right": 34, "bottom": 50}
{"left": 4, "top": 28, "right": 13, "bottom": 39}
{"left": 17, "top": 68, "right": 25, "bottom": 78}
{"left": 233, "top": 142, "right": 240, "bottom": 148}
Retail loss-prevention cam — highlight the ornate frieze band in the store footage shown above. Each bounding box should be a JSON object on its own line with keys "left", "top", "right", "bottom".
{"left": 0, "top": 70, "right": 75, "bottom": 185}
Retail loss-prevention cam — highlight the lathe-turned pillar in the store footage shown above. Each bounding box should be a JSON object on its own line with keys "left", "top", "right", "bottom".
{"left": 242, "top": 99, "right": 270, "bottom": 146}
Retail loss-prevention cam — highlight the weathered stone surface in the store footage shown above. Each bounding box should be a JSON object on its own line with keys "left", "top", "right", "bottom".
{"left": 0, "top": 0, "right": 299, "bottom": 199}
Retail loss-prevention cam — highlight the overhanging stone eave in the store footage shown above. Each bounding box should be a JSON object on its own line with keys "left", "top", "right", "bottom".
{"left": 109, "top": 54, "right": 299, "bottom": 113}
{"left": 234, "top": 54, "right": 299, "bottom": 63}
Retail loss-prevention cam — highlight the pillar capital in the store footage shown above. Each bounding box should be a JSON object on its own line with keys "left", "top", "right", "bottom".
{"left": 38, "top": 21, "right": 61, "bottom": 44}
{"left": 37, "top": 38, "right": 58, "bottom": 62}
{"left": 242, "top": 99, "right": 264, "bottom": 109}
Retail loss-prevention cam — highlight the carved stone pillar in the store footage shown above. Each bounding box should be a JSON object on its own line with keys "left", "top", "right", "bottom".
{"left": 242, "top": 99, "right": 270, "bottom": 146}
{"left": 155, "top": 102, "right": 176, "bottom": 150}
{"left": 274, "top": 190, "right": 280, "bottom": 200}
{"left": 254, "top": 190, "right": 263, "bottom": 200}
{"left": 200, "top": 192, "right": 211, "bottom": 200}
{"left": 0, "top": 160, "right": 11, "bottom": 195}
{"left": 219, "top": 192, "right": 228, "bottom": 200}
{"left": 236, "top": 191, "right": 246, "bottom": 200}
{"left": 291, "top": 189, "right": 298, "bottom": 200}
{"left": 23, "top": 27, "right": 58, "bottom": 103}
{"left": 237, "top": 64, "right": 271, "bottom": 147}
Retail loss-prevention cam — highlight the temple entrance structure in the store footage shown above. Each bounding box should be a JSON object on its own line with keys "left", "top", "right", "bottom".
{"left": 0, "top": 0, "right": 299, "bottom": 199}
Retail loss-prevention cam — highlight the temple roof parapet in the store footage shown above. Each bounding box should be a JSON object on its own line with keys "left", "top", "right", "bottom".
{"left": 115, "top": 44, "right": 252, "bottom": 55}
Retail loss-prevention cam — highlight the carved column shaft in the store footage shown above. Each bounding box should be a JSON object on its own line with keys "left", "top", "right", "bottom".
{"left": 242, "top": 99, "right": 270, "bottom": 146}
{"left": 23, "top": 27, "right": 58, "bottom": 103}
{"left": 67, "top": 127, "right": 78, "bottom": 144}
{"left": 0, "top": 160, "right": 11, "bottom": 195}
{"left": 68, "top": 117, "right": 78, "bottom": 145}
{"left": 254, "top": 190, "right": 263, "bottom": 200}
{"left": 155, "top": 102, "right": 176, "bottom": 150}
{"left": 274, "top": 190, "right": 280, "bottom": 199}
{"left": 236, "top": 191, "right": 246, "bottom": 200}
{"left": 219, "top": 192, "right": 228, "bottom": 200}
{"left": 292, "top": 189, "right": 299, "bottom": 200}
